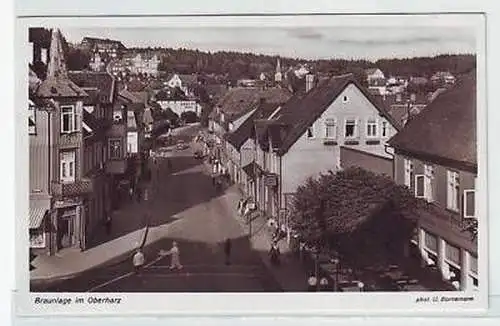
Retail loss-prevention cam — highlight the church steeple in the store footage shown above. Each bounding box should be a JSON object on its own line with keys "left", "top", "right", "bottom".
{"left": 274, "top": 58, "right": 282, "bottom": 82}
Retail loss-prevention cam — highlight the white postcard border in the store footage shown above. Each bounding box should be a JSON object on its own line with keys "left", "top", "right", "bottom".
{"left": 14, "top": 13, "right": 488, "bottom": 316}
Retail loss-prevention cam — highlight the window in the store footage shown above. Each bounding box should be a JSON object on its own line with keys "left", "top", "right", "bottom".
{"left": 61, "top": 105, "right": 76, "bottom": 133}
{"left": 30, "top": 229, "right": 46, "bottom": 248}
{"left": 345, "top": 119, "right": 357, "bottom": 138}
{"left": 415, "top": 175, "right": 425, "bottom": 198}
{"left": 342, "top": 95, "right": 349, "bottom": 103}
{"left": 424, "top": 231, "right": 438, "bottom": 253}
{"left": 60, "top": 151, "right": 76, "bottom": 183}
{"left": 447, "top": 170, "right": 460, "bottom": 211}
{"left": 404, "top": 159, "right": 413, "bottom": 188}
{"left": 424, "top": 164, "right": 434, "bottom": 202}
{"left": 307, "top": 123, "right": 315, "bottom": 139}
{"left": 109, "top": 138, "right": 122, "bottom": 159}
{"left": 366, "top": 119, "right": 378, "bottom": 138}
{"left": 445, "top": 243, "right": 461, "bottom": 267}
{"left": 464, "top": 190, "right": 475, "bottom": 218}
{"left": 28, "top": 104, "right": 36, "bottom": 135}
{"left": 324, "top": 118, "right": 336, "bottom": 139}
{"left": 381, "top": 121, "right": 388, "bottom": 137}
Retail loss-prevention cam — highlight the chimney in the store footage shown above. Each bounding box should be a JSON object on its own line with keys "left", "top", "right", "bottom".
{"left": 306, "top": 74, "right": 315, "bottom": 92}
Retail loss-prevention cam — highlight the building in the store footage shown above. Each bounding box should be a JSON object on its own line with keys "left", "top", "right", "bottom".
{"left": 252, "top": 73, "right": 401, "bottom": 238}
{"left": 166, "top": 73, "right": 198, "bottom": 97}
{"left": 81, "top": 37, "right": 126, "bottom": 58}
{"left": 118, "top": 88, "right": 146, "bottom": 157}
{"left": 225, "top": 100, "right": 285, "bottom": 195}
{"left": 431, "top": 71, "right": 456, "bottom": 86}
{"left": 68, "top": 71, "right": 118, "bottom": 238}
{"left": 155, "top": 87, "right": 202, "bottom": 117}
{"left": 377, "top": 92, "right": 431, "bottom": 129}
{"left": 130, "top": 53, "right": 160, "bottom": 77}
{"left": 89, "top": 51, "right": 106, "bottom": 72}
{"left": 365, "top": 68, "right": 386, "bottom": 86}
{"left": 388, "top": 71, "right": 478, "bottom": 291}
{"left": 30, "top": 29, "right": 92, "bottom": 255}
{"left": 208, "top": 87, "right": 292, "bottom": 177}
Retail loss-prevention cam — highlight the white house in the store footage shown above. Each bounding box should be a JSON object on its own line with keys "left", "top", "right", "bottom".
{"left": 253, "top": 73, "right": 401, "bottom": 236}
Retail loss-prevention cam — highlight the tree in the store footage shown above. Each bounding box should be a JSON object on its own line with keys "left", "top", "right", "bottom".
{"left": 180, "top": 111, "right": 199, "bottom": 123}
{"left": 290, "top": 167, "right": 421, "bottom": 263}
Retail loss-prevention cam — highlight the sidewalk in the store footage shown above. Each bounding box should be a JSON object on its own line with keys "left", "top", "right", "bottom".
{"left": 222, "top": 185, "right": 310, "bottom": 292}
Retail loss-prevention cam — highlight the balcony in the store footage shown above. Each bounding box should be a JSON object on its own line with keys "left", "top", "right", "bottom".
{"left": 51, "top": 178, "right": 93, "bottom": 197}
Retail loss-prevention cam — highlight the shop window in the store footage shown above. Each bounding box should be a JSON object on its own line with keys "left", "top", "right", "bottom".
{"left": 29, "top": 229, "right": 45, "bottom": 248}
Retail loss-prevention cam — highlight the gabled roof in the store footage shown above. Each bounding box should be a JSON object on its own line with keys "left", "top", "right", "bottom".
{"left": 388, "top": 71, "right": 476, "bottom": 171}
{"left": 272, "top": 73, "right": 400, "bottom": 156}
{"left": 226, "top": 102, "right": 282, "bottom": 150}
{"left": 365, "top": 68, "right": 383, "bottom": 76}
{"left": 68, "top": 71, "right": 116, "bottom": 104}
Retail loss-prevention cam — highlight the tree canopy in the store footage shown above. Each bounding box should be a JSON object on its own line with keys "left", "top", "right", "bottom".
{"left": 290, "top": 167, "right": 421, "bottom": 260}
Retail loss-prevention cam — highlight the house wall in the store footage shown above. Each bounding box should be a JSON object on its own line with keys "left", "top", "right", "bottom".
{"left": 29, "top": 108, "right": 50, "bottom": 194}
{"left": 158, "top": 100, "right": 200, "bottom": 117}
{"left": 340, "top": 146, "right": 393, "bottom": 177}
{"left": 281, "top": 83, "right": 397, "bottom": 196}
{"left": 393, "top": 152, "right": 478, "bottom": 291}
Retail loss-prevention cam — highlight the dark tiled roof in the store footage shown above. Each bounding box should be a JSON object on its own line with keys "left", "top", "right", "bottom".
{"left": 68, "top": 71, "right": 115, "bottom": 104}
{"left": 216, "top": 87, "right": 292, "bottom": 122}
{"left": 388, "top": 71, "right": 476, "bottom": 169}
{"left": 36, "top": 77, "right": 88, "bottom": 98}
{"left": 226, "top": 102, "right": 281, "bottom": 150}
{"left": 273, "top": 73, "right": 400, "bottom": 155}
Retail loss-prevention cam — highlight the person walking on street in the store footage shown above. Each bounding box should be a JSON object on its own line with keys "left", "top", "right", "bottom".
{"left": 167, "top": 241, "right": 182, "bottom": 270}
{"left": 307, "top": 273, "right": 318, "bottom": 292}
{"left": 224, "top": 238, "right": 232, "bottom": 265}
{"left": 104, "top": 214, "right": 112, "bottom": 236}
{"left": 133, "top": 249, "right": 145, "bottom": 275}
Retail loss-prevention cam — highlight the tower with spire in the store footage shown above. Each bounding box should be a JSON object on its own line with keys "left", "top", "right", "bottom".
{"left": 274, "top": 58, "right": 282, "bottom": 83}
{"left": 34, "top": 28, "right": 91, "bottom": 255}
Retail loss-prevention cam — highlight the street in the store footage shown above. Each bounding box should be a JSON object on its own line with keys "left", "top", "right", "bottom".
{"left": 34, "top": 124, "right": 282, "bottom": 292}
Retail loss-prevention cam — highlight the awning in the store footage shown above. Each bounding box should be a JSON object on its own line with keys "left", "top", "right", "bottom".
{"left": 29, "top": 199, "right": 50, "bottom": 229}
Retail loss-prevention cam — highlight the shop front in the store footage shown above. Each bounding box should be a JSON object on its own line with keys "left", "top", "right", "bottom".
{"left": 29, "top": 198, "right": 51, "bottom": 256}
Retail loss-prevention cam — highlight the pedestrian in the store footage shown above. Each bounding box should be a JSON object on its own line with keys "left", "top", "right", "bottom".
{"left": 269, "top": 241, "right": 280, "bottom": 266}
{"left": 104, "top": 214, "right": 112, "bottom": 236}
{"left": 167, "top": 241, "right": 182, "bottom": 270}
{"left": 307, "top": 273, "right": 318, "bottom": 292}
{"left": 224, "top": 238, "right": 232, "bottom": 265}
{"left": 320, "top": 277, "right": 329, "bottom": 291}
{"left": 133, "top": 249, "right": 145, "bottom": 275}
{"left": 129, "top": 186, "right": 134, "bottom": 201}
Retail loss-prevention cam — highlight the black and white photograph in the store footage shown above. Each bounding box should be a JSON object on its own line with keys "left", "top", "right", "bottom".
{"left": 16, "top": 13, "right": 487, "bottom": 314}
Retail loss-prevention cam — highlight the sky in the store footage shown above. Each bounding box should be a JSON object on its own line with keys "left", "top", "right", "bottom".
{"left": 61, "top": 26, "right": 477, "bottom": 61}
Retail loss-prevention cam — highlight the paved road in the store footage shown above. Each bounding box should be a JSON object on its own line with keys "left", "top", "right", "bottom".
{"left": 35, "top": 124, "right": 281, "bottom": 292}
